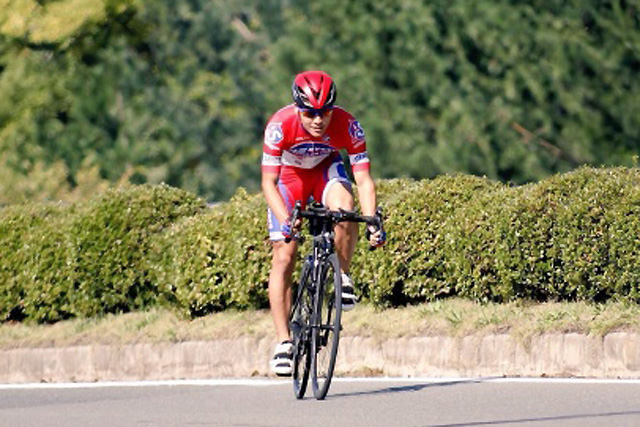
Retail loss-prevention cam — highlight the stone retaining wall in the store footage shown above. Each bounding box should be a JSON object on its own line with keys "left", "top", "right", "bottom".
{"left": 1, "top": 333, "right": 638, "bottom": 383}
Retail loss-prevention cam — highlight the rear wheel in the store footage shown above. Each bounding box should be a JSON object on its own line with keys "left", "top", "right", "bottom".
{"left": 291, "top": 259, "right": 313, "bottom": 399}
{"left": 311, "top": 253, "right": 342, "bottom": 400}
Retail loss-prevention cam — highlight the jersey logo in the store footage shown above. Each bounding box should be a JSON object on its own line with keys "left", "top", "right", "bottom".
{"left": 264, "top": 123, "right": 284, "bottom": 149}
{"left": 350, "top": 152, "right": 369, "bottom": 164}
{"left": 289, "top": 142, "right": 334, "bottom": 157}
{"left": 348, "top": 120, "right": 365, "bottom": 141}
{"left": 262, "top": 153, "right": 282, "bottom": 166}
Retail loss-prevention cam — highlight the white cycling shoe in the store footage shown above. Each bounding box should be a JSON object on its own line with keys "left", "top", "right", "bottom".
{"left": 341, "top": 273, "right": 357, "bottom": 312}
{"left": 270, "top": 340, "right": 293, "bottom": 377}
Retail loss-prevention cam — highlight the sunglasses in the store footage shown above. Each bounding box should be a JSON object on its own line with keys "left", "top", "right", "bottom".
{"left": 299, "top": 107, "right": 334, "bottom": 119}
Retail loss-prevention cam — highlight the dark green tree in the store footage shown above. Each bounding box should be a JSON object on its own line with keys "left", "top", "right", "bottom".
{"left": 0, "top": 0, "right": 269, "bottom": 202}
{"left": 1, "top": 0, "right": 638, "bottom": 202}
{"left": 265, "top": 0, "right": 640, "bottom": 183}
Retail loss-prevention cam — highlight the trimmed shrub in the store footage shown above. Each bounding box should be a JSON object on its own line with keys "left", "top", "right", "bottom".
{"left": 352, "top": 175, "right": 502, "bottom": 306}
{"left": 546, "top": 168, "right": 640, "bottom": 301}
{"left": 0, "top": 202, "right": 72, "bottom": 321}
{"left": 62, "top": 184, "right": 206, "bottom": 319}
{"left": 441, "top": 167, "right": 640, "bottom": 302}
{"left": 150, "top": 189, "right": 272, "bottom": 317}
{"left": 0, "top": 184, "right": 205, "bottom": 323}
{"left": 2, "top": 167, "right": 640, "bottom": 323}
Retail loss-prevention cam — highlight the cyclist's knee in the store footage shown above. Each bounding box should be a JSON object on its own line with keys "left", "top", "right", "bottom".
{"left": 336, "top": 220, "right": 357, "bottom": 235}
{"left": 271, "top": 241, "right": 297, "bottom": 270}
{"left": 325, "top": 183, "right": 354, "bottom": 210}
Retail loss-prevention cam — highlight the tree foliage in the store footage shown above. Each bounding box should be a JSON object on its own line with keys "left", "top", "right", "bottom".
{"left": 267, "top": 0, "right": 640, "bottom": 183}
{"left": 0, "top": 0, "right": 639, "bottom": 203}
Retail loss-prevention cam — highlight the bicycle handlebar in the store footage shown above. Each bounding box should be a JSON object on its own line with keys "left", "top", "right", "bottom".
{"left": 285, "top": 201, "right": 383, "bottom": 249}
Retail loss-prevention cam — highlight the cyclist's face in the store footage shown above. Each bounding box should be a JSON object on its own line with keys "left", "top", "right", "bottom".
{"left": 299, "top": 108, "right": 333, "bottom": 138}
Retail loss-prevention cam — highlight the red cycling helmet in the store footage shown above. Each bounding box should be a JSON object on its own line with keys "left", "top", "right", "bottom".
{"left": 291, "top": 71, "right": 337, "bottom": 110}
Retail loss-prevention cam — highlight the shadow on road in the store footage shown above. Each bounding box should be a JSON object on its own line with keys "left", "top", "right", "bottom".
{"left": 427, "top": 410, "right": 640, "bottom": 426}
{"left": 328, "top": 378, "right": 640, "bottom": 425}
{"left": 330, "top": 377, "right": 490, "bottom": 399}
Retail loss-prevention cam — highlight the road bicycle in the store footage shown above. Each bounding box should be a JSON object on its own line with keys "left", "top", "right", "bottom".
{"left": 286, "top": 201, "right": 382, "bottom": 400}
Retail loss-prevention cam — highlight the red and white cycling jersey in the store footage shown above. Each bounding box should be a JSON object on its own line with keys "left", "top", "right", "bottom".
{"left": 262, "top": 104, "right": 370, "bottom": 240}
{"left": 261, "top": 104, "right": 370, "bottom": 174}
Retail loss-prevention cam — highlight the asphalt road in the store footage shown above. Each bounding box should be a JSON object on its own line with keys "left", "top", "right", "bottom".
{"left": 1, "top": 377, "right": 639, "bottom": 427}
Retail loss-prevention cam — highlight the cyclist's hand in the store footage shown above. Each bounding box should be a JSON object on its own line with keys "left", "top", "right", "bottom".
{"left": 282, "top": 217, "right": 302, "bottom": 242}
{"left": 366, "top": 209, "right": 386, "bottom": 248}
{"left": 282, "top": 220, "right": 293, "bottom": 241}
{"left": 366, "top": 225, "right": 386, "bottom": 247}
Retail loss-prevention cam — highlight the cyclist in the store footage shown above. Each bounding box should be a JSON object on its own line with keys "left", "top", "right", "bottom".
{"left": 261, "top": 70, "right": 386, "bottom": 376}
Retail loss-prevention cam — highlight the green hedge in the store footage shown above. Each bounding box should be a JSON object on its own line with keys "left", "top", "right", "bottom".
{"left": 0, "top": 184, "right": 205, "bottom": 323}
{"left": 1, "top": 167, "right": 639, "bottom": 323}
{"left": 444, "top": 168, "right": 640, "bottom": 303}
{"left": 0, "top": 202, "right": 72, "bottom": 322}
{"left": 149, "top": 189, "right": 272, "bottom": 317}
{"left": 351, "top": 175, "right": 502, "bottom": 305}
{"left": 354, "top": 167, "right": 640, "bottom": 305}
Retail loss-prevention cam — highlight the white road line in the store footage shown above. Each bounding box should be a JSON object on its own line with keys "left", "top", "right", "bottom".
{"left": 333, "top": 377, "right": 640, "bottom": 385}
{"left": 1, "top": 376, "right": 639, "bottom": 390}
{"left": 0, "top": 379, "right": 289, "bottom": 390}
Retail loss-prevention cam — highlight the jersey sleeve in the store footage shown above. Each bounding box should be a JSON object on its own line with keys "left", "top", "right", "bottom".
{"left": 261, "top": 120, "right": 285, "bottom": 174}
{"left": 344, "top": 116, "right": 370, "bottom": 172}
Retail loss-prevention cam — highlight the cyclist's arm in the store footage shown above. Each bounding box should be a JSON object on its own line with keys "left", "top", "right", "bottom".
{"left": 353, "top": 169, "right": 377, "bottom": 217}
{"left": 354, "top": 168, "right": 386, "bottom": 247}
{"left": 262, "top": 170, "right": 290, "bottom": 225}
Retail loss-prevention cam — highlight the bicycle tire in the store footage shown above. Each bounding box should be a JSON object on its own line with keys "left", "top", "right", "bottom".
{"left": 311, "top": 253, "right": 342, "bottom": 400}
{"left": 291, "top": 259, "right": 313, "bottom": 399}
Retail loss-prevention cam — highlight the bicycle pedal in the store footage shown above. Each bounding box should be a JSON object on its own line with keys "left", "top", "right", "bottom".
{"left": 290, "top": 321, "right": 302, "bottom": 335}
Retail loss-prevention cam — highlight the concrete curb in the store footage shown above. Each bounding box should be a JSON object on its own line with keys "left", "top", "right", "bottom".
{"left": 1, "top": 333, "right": 638, "bottom": 383}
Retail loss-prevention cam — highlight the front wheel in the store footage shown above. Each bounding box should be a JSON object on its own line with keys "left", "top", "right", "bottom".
{"left": 291, "top": 259, "right": 313, "bottom": 399}
{"left": 311, "top": 253, "right": 342, "bottom": 400}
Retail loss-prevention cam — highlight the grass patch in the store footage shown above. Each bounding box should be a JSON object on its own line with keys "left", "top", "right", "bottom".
{"left": 0, "top": 300, "right": 638, "bottom": 350}
{"left": 0, "top": 309, "right": 274, "bottom": 349}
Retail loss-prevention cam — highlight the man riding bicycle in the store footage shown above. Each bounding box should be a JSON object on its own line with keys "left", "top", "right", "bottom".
{"left": 261, "top": 70, "right": 386, "bottom": 376}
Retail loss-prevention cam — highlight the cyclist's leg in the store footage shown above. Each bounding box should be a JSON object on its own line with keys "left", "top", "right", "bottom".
{"left": 324, "top": 181, "right": 359, "bottom": 311}
{"left": 268, "top": 240, "right": 297, "bottom": 343}
{"left": 316, "top": 156, "right": 358, "bottom": 310}
{"left": 318, "top": 157, "right": 357, "bottom": 274}
{"left": 267, "top": 250, "right": 293, "bottom": 379}
{"left": 267, "top": 178, "right": 302, "bottom": 376}
{"left": 325, "top": 185, "right": 357, "bottom": 274}
{"left": 267, "top": 179, "right": 299, "bottom": 344}
{"left": 267, "top": 168, "right": 315, "bottom": 345}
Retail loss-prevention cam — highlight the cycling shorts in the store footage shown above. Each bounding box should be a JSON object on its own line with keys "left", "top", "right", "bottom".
{"left": 268, "top": 154, "right": 352, "bottom": 241}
